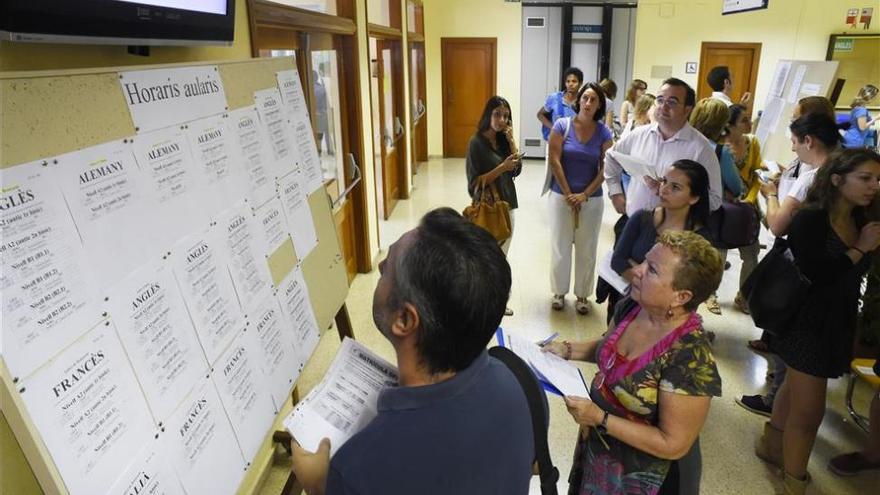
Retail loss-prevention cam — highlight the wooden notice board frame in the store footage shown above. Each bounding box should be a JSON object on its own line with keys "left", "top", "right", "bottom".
{"left": 0, "top": 57, "right": 351, "bottom": 495}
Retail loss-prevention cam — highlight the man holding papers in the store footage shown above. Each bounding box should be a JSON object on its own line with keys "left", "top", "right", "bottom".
{"left": 290, "top": 208, "right": 539, "bottom": 495}
{"left": 605, "top": 78, "right": 723, "bottom": 218}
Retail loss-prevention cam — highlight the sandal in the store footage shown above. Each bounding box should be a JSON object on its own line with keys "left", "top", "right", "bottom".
{"left": 734, "top": 292, "right": 750, "bottom": 315}
{"left": 575, "top": 298, "right": 590, "bottom": 315}
{"left": 747, "top": 339, "right": 770, "bottom": 353}
{"left": 551, "top": 294, "right": 564, "bottom": 311}
{"left": 504, "top": 307, "right": 514, "bottom": 316}
{"left": 705, "top": 294, "right": 722, "bottom": 315}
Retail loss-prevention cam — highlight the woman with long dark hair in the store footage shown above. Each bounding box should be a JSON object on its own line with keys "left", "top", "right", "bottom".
{"left": 755, "top": 149, "right": 880, "bottom": 495}
{"left": 465, "top": 96, "right": 522, "bottom": 274}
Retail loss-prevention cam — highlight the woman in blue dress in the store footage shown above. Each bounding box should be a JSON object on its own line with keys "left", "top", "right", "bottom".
{"left": 843, "top": 84, "right": 878, "bottom": 149}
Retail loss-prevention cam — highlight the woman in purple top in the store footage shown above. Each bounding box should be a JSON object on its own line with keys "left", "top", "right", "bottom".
{"left": 547, "top": 82, "right": 614, "bottom": 314}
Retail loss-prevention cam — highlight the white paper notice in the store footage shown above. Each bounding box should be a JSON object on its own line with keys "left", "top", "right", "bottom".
{"left": 1, "top": 160, "right": 100, "bottom": 379}
{"left": 228, "top": 106, "right": 275, "bottom": 206}
{"left": 278, "top": 171, "right": 318, "bottom": 259}
{"left": 755, "top": 97, "right": 785, "bottom": 148}
{"left": 107, "top": 445, "right": 185, "bottom": 495}
{"left": 171, "top": 231, "right": 244, "bottom": 364}
{"left": 503, "top": 330, "right": 589, "bottom": 397}
{"left": 211, "top": 331, "right": 275, "bottom": 461}
{"left": 212, "top": 202, "right": 274, "bottom": 313}
{"left": 52, "top": 139, "right": 160, "bottom": 288}
{"left": 254, "top": 196, "right": 288, "bottom": 254}
{"left": 19, "top": 323, "right": 154, "bottom": 495}
{"left": 283, "top": 338, "right": 398, "bottom": 456}
{"left": 606, "top": 150, "right": 658, "bottom": 179}
{"left": 277, "top": 70, "right": 309, "bottom": 120}
{"left": 119, "top": 65, "right": 227, "bottom": 134}
{"left": 276, "top": 267, "right": 321, "bottom": 365}
{"left": 598, "top": 252, "right": 629, "bottom": 295}
{"left": 162, "top": 379, "right": 245, "bottom": 495}
{"left": 785, "top": 65, "right": 808, "bottom": 104}
{"left": 856, "top": 365, "right": 877, "bottom": 377}
{"left": 106, "top": 258, "right": 207, "bottom": 424}
{"left": 247, "top": 298, "right": 302, "bottom": 409}
{"left": 292, "top": 119, "right": 324, "bottom": 193}
{"left": 185, "top": 113, "right": 249, "bottom": 214}
{"left": 254, "top": 88, "right": 298, "bottom": 178}
{"left": 799, "top": 83, "right": 821, "bottom": 97}
{"left": 769, "top": 61, "right": 792, "bottom": 98}
{"left": 131, "top": 125, "right": 211, "bottom": 246}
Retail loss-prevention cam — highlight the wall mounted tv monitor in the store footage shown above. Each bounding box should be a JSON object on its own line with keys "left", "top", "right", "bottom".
{"left": 1, "top": 1, "right": 236, "bottom": 46}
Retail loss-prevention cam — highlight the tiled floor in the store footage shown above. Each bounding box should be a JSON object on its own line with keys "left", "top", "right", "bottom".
{"left": 261, "top": 157, "right": 878, "bottom": 495}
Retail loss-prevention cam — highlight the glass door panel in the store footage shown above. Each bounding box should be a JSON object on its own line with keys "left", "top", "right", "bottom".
{"left": 311, "top": 50, "right": 346, "bottom": 205}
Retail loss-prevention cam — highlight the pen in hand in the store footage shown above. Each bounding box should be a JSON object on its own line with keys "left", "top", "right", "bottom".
{"left": 537, "top": 332, "right": 559, "bottom": 348}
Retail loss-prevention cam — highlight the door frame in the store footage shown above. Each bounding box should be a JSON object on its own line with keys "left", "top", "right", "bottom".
{"left": 696, "top": 41, "right": 762, "bottom": 106}
{"left": 441, "top": 37, "right": 497, "bottom": 157}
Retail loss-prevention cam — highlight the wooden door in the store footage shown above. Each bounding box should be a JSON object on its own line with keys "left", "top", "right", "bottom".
{"left": 373, "top": 38, "right": 406, "bottom": 219}
{"left": 441, "top": 38, "right": 496, "bottom": 157}
{"left": 697, "top": 42, "right": 762, "bottom": 108}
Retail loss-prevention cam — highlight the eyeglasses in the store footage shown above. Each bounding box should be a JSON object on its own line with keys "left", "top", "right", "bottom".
{"left": 655, "top": 97, "right": 681, "bottom": 108}
{"left": 594, "top": 348, "right": 619, "bottom": 391}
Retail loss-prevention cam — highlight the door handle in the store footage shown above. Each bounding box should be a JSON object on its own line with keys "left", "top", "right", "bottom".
{"left": 332, "top": 153, "right": 363, "bottom": 209}
{"left": 394, "top": 117, "right": 404, "bottom": 136}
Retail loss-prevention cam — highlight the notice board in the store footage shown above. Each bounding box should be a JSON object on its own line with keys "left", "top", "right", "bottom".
{"left": 0, "top": 57, "right": 348, "bottom": 495}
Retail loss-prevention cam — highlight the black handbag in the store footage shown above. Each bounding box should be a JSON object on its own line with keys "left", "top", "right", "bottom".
{"left": 740, "top": 238, "right": 811, "bottom": 335}
{"left": 709, "top": 201, "right": 761, "bottom": 249}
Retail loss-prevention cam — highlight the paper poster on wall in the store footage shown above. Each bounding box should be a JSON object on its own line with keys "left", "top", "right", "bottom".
{"left": 51, "top": 139, "right": 161, "bottom": 288}
{"left": 785, "top": 65, "right": 808, "bottom": 104}
{"left": 228, "top": 106, "right": 276, "bottom": 206}
{"left": 131, "top": 125, "right": 211, "bottom": 246}
{"left": 162, "top": 379, "right": 245, "bottom": 495}
{"left": 247, "top": 298, "right": 303, "bottom": 409}
{"left": 277, "top": 170, "right": 318, "bottom": 259}
{"left": 170, "top": 230, "right": 244, "bottom": 365}
{"left": 254, "top": 88, "right": 298, "bottom": 178}
{"left": 292, "top": 119, "right": 325, "bottom": 193}
{"left": 768, "top": 61, "right": 792, "bottom": 98}
{"left": 755, "top": 96, "right": 785, "bottom": 148}
{"left": 799, "top": 83, "right": 821, "bottom": 97}
{"left": 105, "top": 258, "right": 207, "bottom": 424}
{"left": 276, "top": 69, "right": 310, "bottom": 121}
{"left": 18, "top": 322, "right": 154, "bottom": 495}
{"left": 106, "top": 445, "right": 185, "bottom": 495}
{"left": 253, "top": 196, "right": 289, "bottom": 254}
{"left": 212, "top": 202, "right": 274, "bottom": 314}
{"left": 276, "top": 267, "right": 321, "bottom": 365}
{"left": 1, "top": 160, "right": 101, "bottom": 379}
{"left": 119, "top": 65, "right": 228, "bottom": 134}
{"left": 185, "top": 113, "right": 249, "bottom": 213}
{"left": 210, "top": 330, "right": 276, "bottom": 461}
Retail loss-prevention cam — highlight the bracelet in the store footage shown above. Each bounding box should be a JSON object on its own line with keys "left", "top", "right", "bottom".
{"left": 562, "top": 341, "right": 573, "bottom": 360}
{"left": 852, "top": 246, "right": 866, "bottom": 256}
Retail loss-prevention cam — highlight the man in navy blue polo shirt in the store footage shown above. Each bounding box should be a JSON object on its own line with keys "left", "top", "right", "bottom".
{"left": 290, "top": 207, "right": 538, "bottom": 495}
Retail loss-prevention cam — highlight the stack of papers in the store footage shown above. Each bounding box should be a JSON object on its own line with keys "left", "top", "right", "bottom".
{"left": 496, "top": 329, "right": 590, "bottom": 398}
{"left": 606, "top": 150, "right": 658, "bottom": 180}
{"left": 284, "top": 338, "right": 398, "bottom": 456}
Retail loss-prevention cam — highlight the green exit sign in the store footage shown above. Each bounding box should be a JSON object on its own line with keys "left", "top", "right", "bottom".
{"left": 834, "top": 38, "right": 854, "bottom": 52}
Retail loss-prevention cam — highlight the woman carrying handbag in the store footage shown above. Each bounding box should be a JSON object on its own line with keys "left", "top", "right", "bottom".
{"left": 466, "top": 95, "right": 522, "bottom": 315}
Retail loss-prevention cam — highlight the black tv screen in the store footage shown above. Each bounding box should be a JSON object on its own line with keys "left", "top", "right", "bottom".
{"left": 1, "top": 0, "right": 236, "bottom": 46}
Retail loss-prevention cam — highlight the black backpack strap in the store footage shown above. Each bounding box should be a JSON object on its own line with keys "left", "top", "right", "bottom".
{"left": 488, "top": 346, "right": 559, "bottom": 495}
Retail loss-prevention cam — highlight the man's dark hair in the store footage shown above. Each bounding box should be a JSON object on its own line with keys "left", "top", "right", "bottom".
{"left": 573, "top": 82, "right": 607, "bottom": 122}
{"left": 706, "top": 66, "right": 730, "bottom": 92}
{"left": 561, "top": 67, "right": 584, "bottom": 90}
{"left": 661, "top": 77, "right": 696, "bottom": 107}
{"left": 476, "top": 95, "right": 513, "bottom": 133}
{"left": 390, "top": 208, "right": 511, "bottom": 374}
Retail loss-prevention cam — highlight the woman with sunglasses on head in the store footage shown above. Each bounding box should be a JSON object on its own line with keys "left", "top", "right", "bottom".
{"left": 544, "top": 230, "right": 723, "bottom": 495}
{"left": 605, "top": 160, "right": 713, "bottom": 326}
{"left": 620, "top": 79, "right": 648, "bottom": 129}
{"left": 755, "top": 149, "right": 880, "bottom": 495}
{"left": 546, "top": 82, "right": 614, "bottom": 315}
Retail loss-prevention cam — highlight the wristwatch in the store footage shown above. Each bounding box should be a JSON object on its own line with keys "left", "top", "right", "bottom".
{"left": 596, "top": 410, "right": 610, "bottom": 435}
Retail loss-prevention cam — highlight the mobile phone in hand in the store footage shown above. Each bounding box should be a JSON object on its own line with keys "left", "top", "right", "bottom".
{"left": 755, "top": 170, "right": 771, "bottom": 183}
{"left": 513, "top": 151, "right": 526, "bottom": 160}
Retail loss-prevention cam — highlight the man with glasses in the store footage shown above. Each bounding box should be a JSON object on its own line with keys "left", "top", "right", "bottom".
{"left": 605, "top": 78, "right": 722, "bottom": 218}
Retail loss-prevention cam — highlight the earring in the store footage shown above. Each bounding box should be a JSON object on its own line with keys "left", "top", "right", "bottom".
{"left": 666, "top": 306, "right": 675, "bottom": 319}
